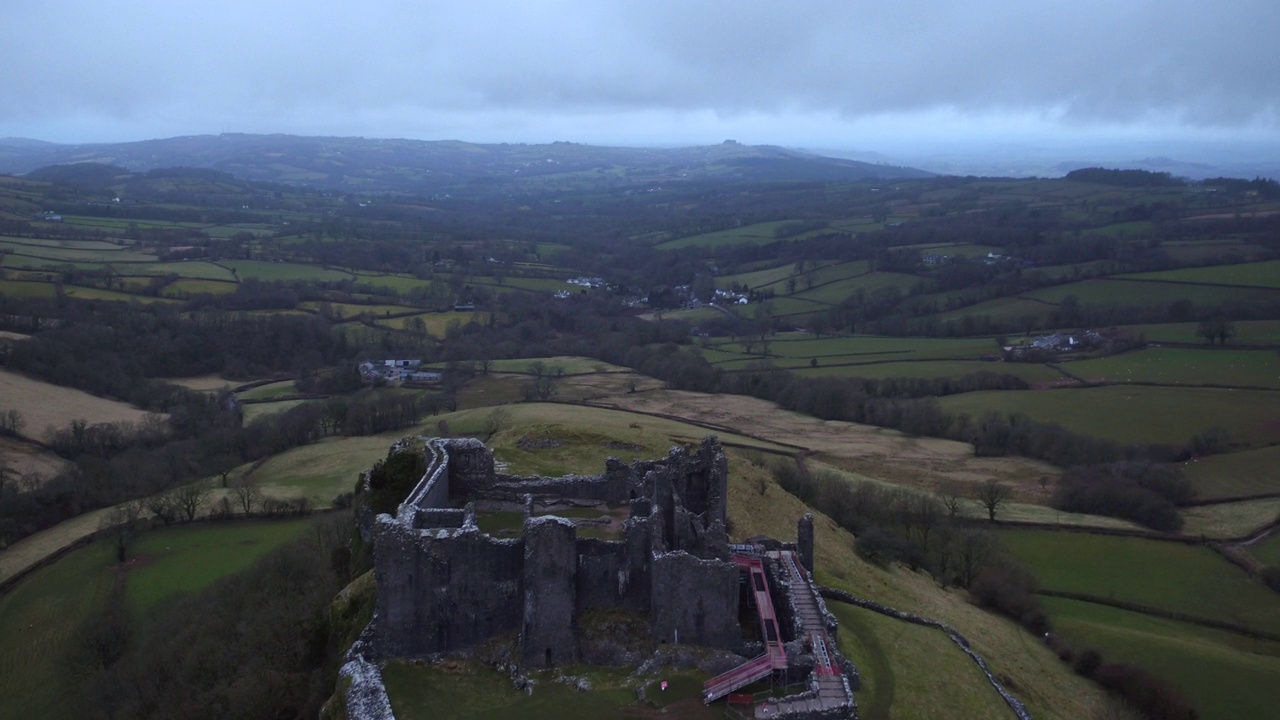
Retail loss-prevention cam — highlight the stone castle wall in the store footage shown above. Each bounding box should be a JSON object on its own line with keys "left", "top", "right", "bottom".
{"left": 649, "top": 551, "right": 740, "bottom": 649}
{"left": 371, "top": 436, "right": 739, "bottom": 664}
{"left": 373, "top": 516, "right": 524, "bottom": 658}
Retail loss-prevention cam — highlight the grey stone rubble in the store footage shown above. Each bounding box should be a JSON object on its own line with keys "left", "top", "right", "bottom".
{"left": 818, "top": 587, "right": 1033, "bottom": 720}
{"left": 339, "top": 618, "right": 395, "bottom": 720}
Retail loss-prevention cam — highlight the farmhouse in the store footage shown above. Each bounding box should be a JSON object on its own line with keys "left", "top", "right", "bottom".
{"left": 343, "top": 436, "right": 858, "bottom": 719}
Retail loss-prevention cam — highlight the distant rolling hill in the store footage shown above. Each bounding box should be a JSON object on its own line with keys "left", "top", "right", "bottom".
{"left": 0, "top": 134, "right": 931, "bottom": 194}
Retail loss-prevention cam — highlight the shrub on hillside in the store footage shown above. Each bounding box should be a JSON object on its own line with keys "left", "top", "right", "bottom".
{"left": 1052, "top": 463, "right": 1191, "bottom": 532}
{"left": 1260, "top": 565, "right": 1280, "bottom": 594}
{"left": 1094, "top": 663, "right": 1199, "bottom": 720}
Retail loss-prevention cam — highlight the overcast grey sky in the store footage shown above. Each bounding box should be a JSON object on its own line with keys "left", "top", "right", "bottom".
{"left": 2, "top": 0, "right": 1277, "bottom": 153}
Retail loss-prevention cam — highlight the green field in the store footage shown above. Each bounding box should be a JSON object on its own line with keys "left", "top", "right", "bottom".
{"left": 706, "top": 334, "right": 1000, "bottom": 369}
{"left": 1180, "top": 498, "right": 1280, "bottom": 540}
{"left": 2, "top": 253, "right": 110, "bottom": 270}
{"left": 237, "top": 380, "right": 298, "bottom": 401}
{"left": 658, "top": 220, "right": 819, "bottom": 249}
{"left": 250, "top": 431, "right": 435, "bottom": 504}
{"left": 750, "top": 260, "right": 872, "bottom": 294}
{"left": 1246, "top": 532, "right": 1280, "bottom": 566}
{"left": 0, "top": 239, "right": 157, "bottom": 263}
{"left": 123, "top": 261, "right": 237, "bottom": 280}
{"left": 1043, "top": 596, "right": 1280, "bottom": 720}
{"left": 0, "top": 279, "right": 58, "bottom": 298}
{"left": 939, "top": 385, "right": 1280, "bottom": 448}
{"left": 0, "top": 542, "right": 114, "bottom": 720}
{"left": 830, "top": 601, "right": 1033, "bottom": 720}
{"left": 1026, "top": 278, "right": 1280, "bottom": 307}
{"left": 125, "top": 519, "right": 314, "bottom": 612}
{"left": 162, "top": 278, "right": 238, "bottom": 296}
{"left": 65, "top": 285, "right": 178, "bottom": 304}
{"left": 1120, "top": 259, "right": 1280, "bottom": 289}
{"left": 383, "top": 661, "right": 712, "bottom": 720}
{"left": 788, "top": 271, "right": 921, "bottom": 305}
{"left": 930, "top": 295, "right": 1058, "bottom": 326}
{"left": 716, "top": 261, "right": 806, "bottom": 290}
{"left": 0, "top": 235, "right": 130, "bottom": 251}
{"left": 792, "top": 359, "right": 1065, "bottom": 383}
{"left": 223, "top": 259, "right": 355, "bottom": 282}
{"left": 0, "top": 518, "right": 313, "bottom": 720}
{"left": 1064, "top": 348, "right": 1280, "bottom": 388}
{"left": 1183, "top": 446, "right": 1280, "bottom": 500}
{"left": 351, "top": 272, "right": 434, "bottom": 293}
{"left": 241, "top": 398, "right": 313, "bottom": 423}
{"left": 298, "top": 301, "right": 413, "bottom": 317}
{"left": 372, "top": 310, "right": 490, "bottom": 335}
{"left": 1000, "top": 529, "right": 1280, "bottom": 635}
{"left": 1121, "top": 320, "right": 1280, "bottom": 345}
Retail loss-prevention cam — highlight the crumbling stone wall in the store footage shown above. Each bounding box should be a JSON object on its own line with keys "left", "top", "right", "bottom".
{"left": 490, "top": 472, "right": 623, "bottom": 503}
{"left": 522, "top": 516, "right": 580, "bottom": 668}
{"left": 797, "top": 513, "right": 815, "bottom": 573}
{"left": 374, "top": 516, "right": 524, "bottom": 658}
{"left": 650, "top": 551, "right": 740, "bottom": 650}
{"left": 438, "top": 438, "right": 494, "bottom": 497}
{"left": 370, "top": 435, "right": 738, "bottom": 670}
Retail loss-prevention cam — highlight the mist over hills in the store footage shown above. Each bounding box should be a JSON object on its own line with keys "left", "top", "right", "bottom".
{"left": 0, "top": 134, "right": 931, "bottom": 194}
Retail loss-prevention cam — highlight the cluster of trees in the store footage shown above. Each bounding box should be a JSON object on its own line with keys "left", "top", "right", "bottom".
{"left": 1043, "top": 638, "right": 1199, "bottom": 720}
{"left": 64, "top": 514, "right": 359, "bottom": 720}
{"left": 765, "top": 456, "right": 1046, "bottom": 632}
{"left": 1051, "top": 463, "right": 1195, "bottom": 532}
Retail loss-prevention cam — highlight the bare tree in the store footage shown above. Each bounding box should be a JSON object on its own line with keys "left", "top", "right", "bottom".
{"left": 100, "top": 500, "right": 146, "bottom": 563}
{"left": 231, "top": 476, "right": 262, "bottom": 515}
{"left": 976, "top": 479, "right": 1011, "bottom": 522}
{"left": 953, "top": 529, "right": 997, "bottom": 587}
{"left": 147, "top": 491, "right": 180, "bottom": 525}
{"left": 913, "top": 493, "right": 944, "bottom": 554}
{"left": 935, "top": 483, "right": 965, "bottom": 520}
{"left": 173, "top": 482, "right": 211, "bottom": 522}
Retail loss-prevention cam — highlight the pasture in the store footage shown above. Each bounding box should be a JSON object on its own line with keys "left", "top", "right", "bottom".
{"left": 297, "top": 301, "right": 412, "bottom": 317}
{"left": 1120, "top": 319, "right": 1280, "bottom": 345}
{"left": 350, "top": 272, "right": 433, "bottom": 294}
{"left": 1245, "top": 533, "right": 1280, "bottom": 566}
{"left": 791, "top": 359, "right": 1064, "bottom": 383}
{"left": 1025, "top": 278, "right": 1280, "bottom": 307}
{"left": 0, "top": 369, "right": 159, "bottom": 442}
{"left": 241, "top": 398, "right": 313, "bottom": 423}
{"left": 938, "top": 385, "right": 1280, "bottom": 448}
{"left": 373, "top": 310, "right": 491, "bottom": 335}
{"left": 0, "top": 518, "right": 317, "bottom": 720}
{"left": 126, "top": 519, "right": 314, "bottom": 612}
{"left": 1119, "top": 259, "right": 1280, "bottom": 289}
{"left": 657, "top": 220, "right": 815, "bottom": 249}
{"left": 999, "top": 529, "right": 1280, "bottom": 635}
{"left": 830, "top": 601, "right": 1029, "bottom": 720}
{"left": 790, "top": 271, "right": 921, "bottom": 304}
{"left": 1041, "top": 596, "right": 1280, "bottom": 720}
{"left": 237, "top": 380, "right": 298, "bottom": 401}
{"left": 1180, "top": 497, "right": 1280, "bottom": 539}
{"left": 929, "top": 295, "right": 1058, "bottom": 326}
{"left": 222, "top": 259, "right": 354, "bottom": 282}
{"left": 120, "top": 261, "right": 237, "bottom": 280}
{"left": 1183, "top": 445, "right": 1280, "bottom": 500}
{"left": 0, "top": 541, "right": 114, "bottom": 720}
{"left": 162, "top": 279, "right": 238, "bottom": 296}
{"left": 1063, "top": 347, "right": 1280, "bottom": 388}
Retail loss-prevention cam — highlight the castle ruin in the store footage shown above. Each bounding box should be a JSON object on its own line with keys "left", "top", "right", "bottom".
{"left": 349, "top": 435, "right": 858, "bottom": 719}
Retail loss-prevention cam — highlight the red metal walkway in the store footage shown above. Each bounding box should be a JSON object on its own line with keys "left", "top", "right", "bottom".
{"left": 703, "top": 555, "right": 787, "bottom": 704}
